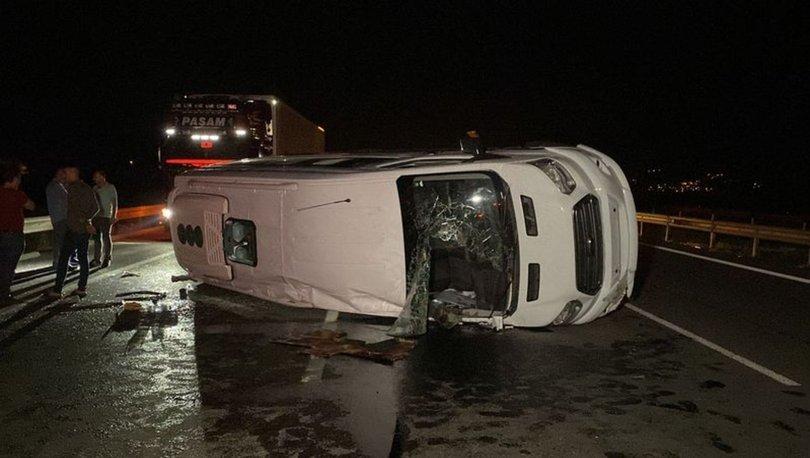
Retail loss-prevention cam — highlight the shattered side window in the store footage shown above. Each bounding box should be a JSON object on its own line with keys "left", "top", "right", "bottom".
{"left": 390, "top": 172, "right": 517, "bottom": 337}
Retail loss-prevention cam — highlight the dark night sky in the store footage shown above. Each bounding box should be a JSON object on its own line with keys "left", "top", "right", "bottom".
{"left": 2, "top": 1, "right": 809, "bottom": 211}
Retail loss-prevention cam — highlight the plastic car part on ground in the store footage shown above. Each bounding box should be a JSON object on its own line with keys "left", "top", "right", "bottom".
{"left": 269, "top": 329, "right": 417, "bottom": 365}
{"left": 123, "top": 301, "right": 142, "bottom": 311}
{"left": 388, "top": 181, "right": 513, "bottom": 337}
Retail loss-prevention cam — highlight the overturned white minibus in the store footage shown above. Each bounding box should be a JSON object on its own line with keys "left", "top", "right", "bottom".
{"left": 167, "top": 145, "right": 637, "bottom": 331}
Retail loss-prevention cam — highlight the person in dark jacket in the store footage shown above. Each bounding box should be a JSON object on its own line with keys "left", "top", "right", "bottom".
{"left": 47, "top": 167, "right": 99, "bottom": 299}
{"left": 46, "top": 167, "right": 78, "bottom": 269}
{"left": 0, "top": 163, "right": 35, "bottom": 305}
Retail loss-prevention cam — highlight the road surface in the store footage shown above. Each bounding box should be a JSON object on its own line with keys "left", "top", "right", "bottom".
{"left": 0, "top": 242, "right": 808, "bottom": 456}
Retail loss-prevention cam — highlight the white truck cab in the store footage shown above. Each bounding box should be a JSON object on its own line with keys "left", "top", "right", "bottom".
{"left": 167, "top": 145, "right": 637, "bottom": 328}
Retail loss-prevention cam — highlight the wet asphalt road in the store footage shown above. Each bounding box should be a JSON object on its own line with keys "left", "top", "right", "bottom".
{"left": 0, "top": 242, "right": 808, "bottom": 456}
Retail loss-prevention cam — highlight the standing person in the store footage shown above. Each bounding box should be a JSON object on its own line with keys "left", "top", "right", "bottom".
{"left": 46, "top": 168, "right": 78, "bottom": 269}
{"left": 91, "top": 170, "right": 118, "bottom": 268}
{"left": 0, "top": 164, "right": 35, "bottom": 305}
{"left": 47, "top": 167, "right": 99, "bottom": 299}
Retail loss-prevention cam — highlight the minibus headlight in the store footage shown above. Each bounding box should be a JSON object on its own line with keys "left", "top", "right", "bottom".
{"left": 552, "top": 300, "right": 583, "bottom": 325}
{"left": 532, "top": 159, "right": 576, "bottom": 194}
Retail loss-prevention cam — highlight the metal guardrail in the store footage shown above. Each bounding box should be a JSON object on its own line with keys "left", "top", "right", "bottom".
{"left": 23, "top": 204, "right": 164, "bottom": 235}
{"left": 637, "top": 212, "right": 810, "bottom": 258}
{"left": 22, "top": 216, "right": 54, "bottom": 235}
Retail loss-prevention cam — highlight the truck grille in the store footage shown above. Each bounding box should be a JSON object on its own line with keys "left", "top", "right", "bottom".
{"left": 573, "top": 195, "right": 603, "bottom": 295}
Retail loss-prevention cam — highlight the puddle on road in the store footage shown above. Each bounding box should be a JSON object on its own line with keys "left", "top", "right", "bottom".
{"left": 191, "top": 304, "right": 401, "bottom": 457}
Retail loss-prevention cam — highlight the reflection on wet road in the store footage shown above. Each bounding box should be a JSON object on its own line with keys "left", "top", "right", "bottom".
{"left": 0, "top": 243, "right": 808, "bottom": 456}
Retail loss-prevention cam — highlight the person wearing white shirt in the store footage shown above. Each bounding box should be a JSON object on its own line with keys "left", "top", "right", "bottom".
{"left": 91, "top": 170, "right": 118, "bottom": 268}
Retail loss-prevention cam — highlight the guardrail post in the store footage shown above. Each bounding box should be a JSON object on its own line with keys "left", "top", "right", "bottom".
{"left": 709, "top": 214, "right": 716, "bottom": 249}
{"left": 639, "top": 221, "right": 644, "bottom": 236}
{"left": 750, "top": 220, "right": 759, "bottom": 257}
{"left": 664, "top": 217, "right": 671, "bottom": 242}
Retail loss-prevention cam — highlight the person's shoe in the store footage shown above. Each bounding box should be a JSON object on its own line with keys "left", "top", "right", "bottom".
{"left": 45, "top": 290, "right": 64, "bottom": 300}
{"left": 68, "top": 264, "right": 80, "bottom": 271}
{"left": 100, "top": 260, "right": 110, "bottom": 269}
{"left": 89, "top": 260, "right": 101, "bottom": 268}
{"left": 72, "top": 288, "right": 88, "bottom": 298}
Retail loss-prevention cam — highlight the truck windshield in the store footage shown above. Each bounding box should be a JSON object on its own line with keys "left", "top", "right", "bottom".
{"left": 397, "top": 172, "right": 517, "bottom": 315}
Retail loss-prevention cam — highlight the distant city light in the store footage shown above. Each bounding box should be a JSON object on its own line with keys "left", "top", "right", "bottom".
{"left": 129, "top": 160, "right": 134, "bottom": 165}
{"left": 645, "top": 171, "right": 728, "bottom": 194}
{"left": 235, "top": 129, "right": 247, "bottom": 136}
{"left": 165, "top": 128, "right": 176, "bottom": 136}
{"left": 161, "top": 207, "right": 173, "bottom": 219}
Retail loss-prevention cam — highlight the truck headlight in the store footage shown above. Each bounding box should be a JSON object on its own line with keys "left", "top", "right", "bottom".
{"left": 532, "top": 159, "right": 576, "bottom": 194}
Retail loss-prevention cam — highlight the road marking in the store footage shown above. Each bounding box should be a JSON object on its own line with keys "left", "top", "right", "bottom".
{"left": 625, "top": 303, "right": 801, "bottom": 387}
{"left": 1, "top": 250, "right": 177, "bottom": 343}
{"left": 86, "top": 251, "right": 175, "bottom": 286}
{"left": 643, "top": 243, "right": 810, "bottom": 285}
{"left": 12, "top": 250, "right": 175, "bottom": 302}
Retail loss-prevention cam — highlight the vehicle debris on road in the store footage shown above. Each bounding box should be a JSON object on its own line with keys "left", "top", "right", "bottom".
{"left": 115, "top": 290, "right": 167, "bottom": 304}
{"left": 269, "top": 329, "right": 416, "bottom": 365}
{"left": 115, "top": 290, "right": 166, "bottom": 299}
{"left": 101, "top": 303, "right": 179, "bottom": 348}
